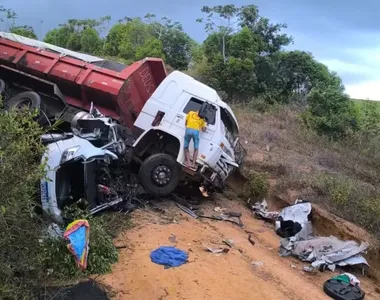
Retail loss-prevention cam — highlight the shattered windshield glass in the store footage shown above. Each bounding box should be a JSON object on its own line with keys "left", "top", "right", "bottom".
{"left": 221, "top": 108, "right": 239, "bottom": 146}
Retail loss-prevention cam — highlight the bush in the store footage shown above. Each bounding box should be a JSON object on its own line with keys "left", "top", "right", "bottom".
{"left": 0, "top": 105, "right": 126, "bottom": 299}
{"left": 320, "top": 175, "right": 352, "bottom": 206}
{"left": 41, "top": 214, "right": 120, "bottom": 281}
{"left": 0, "top": 106, "right": 47, "bottom": 299}
{"left": 245, "top": 171, "right": 269, "bottom": 200}
{"left": 303, "top": 88, "right": 359, "bottom": 139}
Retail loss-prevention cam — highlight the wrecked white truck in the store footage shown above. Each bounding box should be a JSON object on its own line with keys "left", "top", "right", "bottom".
{"left": 0, "top": 32, "right": 244, "bottom": 220}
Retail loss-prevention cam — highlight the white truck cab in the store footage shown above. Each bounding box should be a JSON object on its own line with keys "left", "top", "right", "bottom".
{"left": 132, "top": 71, "right": 242, "bottom": 196}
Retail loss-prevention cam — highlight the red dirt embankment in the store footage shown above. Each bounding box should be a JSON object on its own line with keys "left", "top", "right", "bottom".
{"left": 97, "top": 196, "right": 380, "bottom": 300}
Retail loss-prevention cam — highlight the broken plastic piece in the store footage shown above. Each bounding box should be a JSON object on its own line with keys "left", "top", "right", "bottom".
{"left": 202, "top": 243, "right": 230, "bottom": 254}
{"left": 251, "top": 261, "right": 264, "bottom": 268}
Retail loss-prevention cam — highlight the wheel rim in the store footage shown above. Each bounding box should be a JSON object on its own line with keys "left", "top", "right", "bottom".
{"left": 15, "top": 98, "right": 32, "bottom": 110}
{"left": 151, "top": 165, "right": 172, "bottom": 186}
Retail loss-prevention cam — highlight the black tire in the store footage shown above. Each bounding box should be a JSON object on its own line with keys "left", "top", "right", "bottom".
{"left": 5, "top": 91, "right": 48, "bottom": 125}
{"left": 139, "top": 153, "right": 180, "bottom": 196}
{"left": 5, "top": 91, "right": 41, "bottom": 111}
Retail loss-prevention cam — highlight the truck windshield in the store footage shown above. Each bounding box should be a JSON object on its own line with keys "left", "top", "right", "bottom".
{"left": 221, "top": 108, "right": 239, "bottom": 146}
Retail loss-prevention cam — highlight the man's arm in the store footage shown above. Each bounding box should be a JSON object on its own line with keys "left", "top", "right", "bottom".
{"left": 201, "top": 120, "right": 207, "bottom": 132}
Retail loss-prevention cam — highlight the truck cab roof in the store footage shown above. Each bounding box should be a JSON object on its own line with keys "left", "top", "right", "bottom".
{"left": 166, "top": 71, "right": 239, "bottom": 130}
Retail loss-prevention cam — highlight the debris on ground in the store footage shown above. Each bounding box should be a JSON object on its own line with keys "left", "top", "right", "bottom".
{"left": 251, "top": 199, "right": 279, "bottom": 221}
{"left": 333, "top": 273, "right": 361, "bottom": 286}
{"left": 324, "top": 273, "right": 365, "bottom": 300}
{"left": 223, "top": 239, "right": 234, "bottom": 248}
{"left": 176, "top": 201, "right": 244, "bottom": 227}
{"left": 150, "top": 246, "right": 188, "bottom": 268}
{"left": 292, "top": 236, "right": 369, "bottom": 272}
{"left": 202, "top": 243, "right": 230, "bottom": 254}
{"left": 214, "top": 206, "right": 226, "bottom": 212}
{"left": 251, "top": 261, "right": 264, "bottom": 268}
{"left": 248, "top": 234, "right": 255, "bottom": 246}
{"left": 199, "top": 214, "right": 243, "bottom": 227}
{"left": 303, "top": 266, "right": 315, "bottom": 273}
{"left": 168, "top": 234, "right": 177, "bottom": 243}
{"left": 252, "top": 199, "right": 369, "bottom": 273}
{"left": 176, "top": 202, "right": 198, "bottom": 219}
{"left": 63, "top": 219, "right": 90, "bottom": 270}
{"left": 45, "top": 222, "right": 64, "bottom": 239}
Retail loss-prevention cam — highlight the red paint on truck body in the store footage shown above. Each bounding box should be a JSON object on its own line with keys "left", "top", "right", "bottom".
{"left": 0, "top": 36, "right": 167, "bottom": 127}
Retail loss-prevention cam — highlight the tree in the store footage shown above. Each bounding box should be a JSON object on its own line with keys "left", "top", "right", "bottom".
{"left": 10, "top": 25, "right": 37, "bottom": 39}
{"left": 44, "top": 17, "right": 107, "bottom": 54}
{"left": 104, "top": 18, "right": 154, "bottom": 62}
{"left": 238, "top": 5, "right": 293, "bottom": 55}
{"left": 0, "top": 7, "right": 17, "bottom": 31}
{"left": 81, "top": 27, "right": 102, "bottom": 54}
{"left": 144, "top": 14, "right": 192, "bottom": 70}
{"left": 135, "top": 37, "right": 165, "bottom": 60}
{"left": 197, "top": 5, "right": 240, "bottom": 63}
{"left": 304, "top": 87, "right": 358, "bottom": 138}
{"left": 195, "top": 4, "right": 294, "bottom": 102}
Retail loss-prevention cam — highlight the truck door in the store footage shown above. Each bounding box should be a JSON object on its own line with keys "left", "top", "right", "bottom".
{"left": 170, "top": 93, "right": 217, "bottom": 155}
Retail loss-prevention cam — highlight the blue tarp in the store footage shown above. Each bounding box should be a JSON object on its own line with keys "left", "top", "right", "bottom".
{"left": 150, "top": 246, "right": 188, "bottom": 267}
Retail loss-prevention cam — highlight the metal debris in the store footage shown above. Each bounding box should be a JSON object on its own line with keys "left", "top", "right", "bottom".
{"left": 169, "top": 234, "right": 177, "bottom": 243}
{"left": 251, "top": 261, "right": 264, "bottom": 268}
{"left": 202, "top": 243, "right": 230, "bottom": 254}
{"left": 248, "top": 234, "right": 255, "bottom": 246}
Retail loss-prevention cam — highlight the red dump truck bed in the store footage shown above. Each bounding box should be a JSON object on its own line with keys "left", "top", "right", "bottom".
{"left": 0, "top": 32, "right": 167, "bottom": 128}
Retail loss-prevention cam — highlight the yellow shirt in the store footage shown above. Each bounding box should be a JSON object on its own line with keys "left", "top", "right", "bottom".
{"left": 186, "top": 111, "right": 206, "bottom": 131}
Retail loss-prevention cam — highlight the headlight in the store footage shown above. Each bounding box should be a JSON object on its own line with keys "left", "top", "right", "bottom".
{"left": 60, "top": 146, "right": 80, "bottom": 164}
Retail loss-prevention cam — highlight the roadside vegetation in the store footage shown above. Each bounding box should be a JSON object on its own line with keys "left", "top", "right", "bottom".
{"left": 0, "top": 102, "right": 131, "bottom": 299}
{"left": 1, "top": 2, "right": 380, "bottom": 299}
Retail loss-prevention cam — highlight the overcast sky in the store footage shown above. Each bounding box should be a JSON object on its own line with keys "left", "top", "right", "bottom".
{"left": 2, "top": 0, "right": 380, "bottom": 100}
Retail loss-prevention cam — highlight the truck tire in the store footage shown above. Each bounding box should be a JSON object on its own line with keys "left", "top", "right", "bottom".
{"left": 5, "top": 91, "right": 42, "bottom": 111}
{"left": 5, "top": 91, "right": 48, "bottom": 125}
{"left": 139, "top": 153, "right": 180, "bottom": 196}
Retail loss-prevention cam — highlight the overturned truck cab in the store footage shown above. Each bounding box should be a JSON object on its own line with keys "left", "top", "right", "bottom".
{"left": 40, "top": 110, "right": 126, "bottom": 224}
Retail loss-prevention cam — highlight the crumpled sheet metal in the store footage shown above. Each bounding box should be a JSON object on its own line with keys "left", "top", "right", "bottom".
{"left": 253, "top": 199, "right": 369, "bottom": 270}
{"left": 293, "top": 235, "right": 369, "bottom": 266}
{"left": 277, "top": 200, "right": 311, "bottom": 226}
{"left": 252, "top": 199, "right": 279, "bottom": 220}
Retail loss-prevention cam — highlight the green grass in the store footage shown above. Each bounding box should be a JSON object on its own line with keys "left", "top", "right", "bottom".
{"left": 352, "top": 98, "right": 380, "bottom": 111}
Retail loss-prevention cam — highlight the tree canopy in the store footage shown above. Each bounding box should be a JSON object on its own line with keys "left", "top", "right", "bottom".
{"left": 2, "top": 4, "right": 361, "bottom": 138}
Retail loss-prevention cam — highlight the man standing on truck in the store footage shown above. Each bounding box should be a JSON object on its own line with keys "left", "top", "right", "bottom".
{"left": 184, "top": 110, "right": 207, "bottom": 169}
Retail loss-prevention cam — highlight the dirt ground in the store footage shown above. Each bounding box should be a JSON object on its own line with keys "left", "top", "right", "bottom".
{"left": 97, "top": 196, "right": 380, "bottom": 300}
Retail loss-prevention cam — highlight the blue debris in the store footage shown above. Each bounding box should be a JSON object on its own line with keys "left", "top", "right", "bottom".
{"left": 150, "top": 246, "right": 188, "bottom": 268}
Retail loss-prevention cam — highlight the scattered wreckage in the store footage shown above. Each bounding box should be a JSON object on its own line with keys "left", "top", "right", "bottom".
{"left": 0, "top": 32, "right": 245, "bottom": 222}
{"left": 252, "top": 199, "right": 369, "bottom": 273}
{"left": 40, "top": 104, "right": 135, "bottom": 223}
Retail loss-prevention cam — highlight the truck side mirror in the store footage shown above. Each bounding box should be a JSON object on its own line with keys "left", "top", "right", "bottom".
{"left": 199, "top": 102, "right": 216, "bottom": 123}
{"left": 198, "top": 102, "right": 208, "bottom": 120}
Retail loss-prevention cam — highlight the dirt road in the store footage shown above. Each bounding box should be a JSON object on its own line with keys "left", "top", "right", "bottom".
{"left": 98, "top": 196, "right": 379, "bottom": 300}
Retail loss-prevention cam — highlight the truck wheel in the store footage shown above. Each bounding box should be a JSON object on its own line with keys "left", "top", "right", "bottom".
{"left": 5, "top": 91, "right": 48, "bottom": 125}
{"left": 139, "top": 153, "right": 180, "bottom": 196}
{"left": 5, "top": 91, "right": 42, "bottom": 111}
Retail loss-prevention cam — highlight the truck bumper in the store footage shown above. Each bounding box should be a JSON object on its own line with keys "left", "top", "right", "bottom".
{"left": 199, "top": 164, "right": 225, "bottom": 191}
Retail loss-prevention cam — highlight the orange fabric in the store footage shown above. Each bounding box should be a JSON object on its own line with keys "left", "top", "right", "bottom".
{"left": 186, "top": 111, "right": 206, "bottom": 131}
